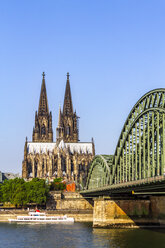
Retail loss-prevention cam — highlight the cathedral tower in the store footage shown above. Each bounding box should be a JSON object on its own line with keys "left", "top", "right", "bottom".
{"left": 56, "top": 73, "right": 79, "bottom": 143}
{"left": 23, "top": 72, "right": 95, "bottom": 184}
{"left": 33, "top": 72, "right": 53, "bottom": 142}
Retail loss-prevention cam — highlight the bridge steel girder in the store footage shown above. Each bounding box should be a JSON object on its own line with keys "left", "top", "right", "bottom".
{"left": 84, "top": 89, "right": 165, "bottom": 194}
{"left": 82, "top": 175, "right": 165, "bottom": 197}
{"left": 86, "top": 155, "right": 113, "bottom": 190}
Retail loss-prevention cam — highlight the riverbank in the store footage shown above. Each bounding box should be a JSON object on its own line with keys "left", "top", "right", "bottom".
{"left": 1, "top": 210, "right": 165, "bottom": 228}
{"left": 0, "top": 192, "right": 94, "bottom": 223}
{"left": 2, "top": 193, "right": 165, "bottom": 228}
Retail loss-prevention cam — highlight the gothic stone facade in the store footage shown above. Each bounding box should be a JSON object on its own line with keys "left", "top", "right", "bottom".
{"left": 22, "top": 73, "right": 95, "bottom": 185}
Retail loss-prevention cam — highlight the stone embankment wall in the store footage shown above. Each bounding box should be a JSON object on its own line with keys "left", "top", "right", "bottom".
{"left": 46, "top": 210, "right": 93, "bottom": 222}
{"left": 46, "top": 192, "right": 94, "bottom": 222}
{"left": 0, "top": 211, "right": 27, "bottom": 222}
{"left": 47, "top": 191, "right": 93, "bottom": 211}
{"left": 93, "top": 196, "right": 165, "bottom": 227}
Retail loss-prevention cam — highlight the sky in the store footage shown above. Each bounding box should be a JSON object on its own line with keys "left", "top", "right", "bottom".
{"left": 0, "top": 0, "right": 165, "bottom": 174}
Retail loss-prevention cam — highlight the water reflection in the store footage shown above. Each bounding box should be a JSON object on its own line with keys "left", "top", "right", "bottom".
{"left": 93, "top": 228, "right": 165, "bottom": 248}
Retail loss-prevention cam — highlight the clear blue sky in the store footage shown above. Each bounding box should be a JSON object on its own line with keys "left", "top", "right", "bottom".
{"left": 1, "top": 0, "right": 165, "bottom": 174}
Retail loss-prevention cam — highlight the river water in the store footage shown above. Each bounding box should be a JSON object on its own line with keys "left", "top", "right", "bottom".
{"left": 0, "top": 222, "right": 165, "bottom": 248}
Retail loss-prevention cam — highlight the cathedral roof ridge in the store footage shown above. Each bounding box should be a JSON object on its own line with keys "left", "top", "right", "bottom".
{"left": 27, "top": 141, "right": 56, "bottom": 144}
{"left": 64, "top": 141, "right": 93, "bottom": 144}
{"left": 27, "top": 141, "right": 93, "bottom": 154}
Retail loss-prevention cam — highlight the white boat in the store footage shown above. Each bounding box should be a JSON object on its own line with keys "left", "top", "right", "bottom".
{"left": 8, "top": 211, "right": 74, "bottom": 223}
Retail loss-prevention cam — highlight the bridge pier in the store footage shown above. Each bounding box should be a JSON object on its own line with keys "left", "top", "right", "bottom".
{"left": 93, "top": 196, "right": 165, "bottom": 228}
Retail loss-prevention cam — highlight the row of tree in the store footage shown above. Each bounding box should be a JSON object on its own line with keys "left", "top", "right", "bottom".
{"left": 0, "top": 177, "right": 65, "bottom": 207}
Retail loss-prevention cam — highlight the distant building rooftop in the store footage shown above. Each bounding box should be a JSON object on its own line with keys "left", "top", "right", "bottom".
{"left": 0, "top": 171, "right": 20, "bottom": 183}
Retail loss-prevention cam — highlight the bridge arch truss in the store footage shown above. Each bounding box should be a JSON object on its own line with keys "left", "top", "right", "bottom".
{"left": 86, "top": 89, "right": 165, "bottom": 191}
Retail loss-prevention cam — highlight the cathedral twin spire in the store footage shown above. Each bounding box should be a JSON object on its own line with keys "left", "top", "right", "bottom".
{"left": 33, "top": 72, "right": 79, "bottom": 143}
{"left": 57, "top": 72, "right": 79, "bottom": 143}
{"left": 38, "top": 72, "right": 49, "bottom": 116}
{"left": 32, "top": 72, "right": 53, "bottom": 142}
{"left": 63, "top": 72, "right": 73, "bottom": 116}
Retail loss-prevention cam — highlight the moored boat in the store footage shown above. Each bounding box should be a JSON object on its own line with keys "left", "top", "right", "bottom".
{"left": 8, "top": 211, "right": 74, "bottom": 223}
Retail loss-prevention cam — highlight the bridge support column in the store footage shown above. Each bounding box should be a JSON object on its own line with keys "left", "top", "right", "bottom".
{"left": 93, "top": 197, "right": 135, "bottom": 228}
{"left": 93, "top": 196, "right": 165, "bottom": 228}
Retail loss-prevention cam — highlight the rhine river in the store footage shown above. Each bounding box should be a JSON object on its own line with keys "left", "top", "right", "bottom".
{"left": 0, "top": 223, "right": 165, "bottom": 248}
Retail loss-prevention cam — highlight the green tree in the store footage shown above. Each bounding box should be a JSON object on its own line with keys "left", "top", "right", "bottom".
{"left": 0, "top": 178, "right": 50, "bottom": 207}
{"left": 12, "top": 180, "right": 27, "bottom": 207}
{"left": 1, "top": 178, "right": 27, "bottom": 207}
{"left": 26, "top": 178, "right": 49, "bottom": 205}
{"left": 54, "top": 178, "right": 63, "bottom": 183}
{"left": 50, "top": 178, "right": 66, "bottom": 191}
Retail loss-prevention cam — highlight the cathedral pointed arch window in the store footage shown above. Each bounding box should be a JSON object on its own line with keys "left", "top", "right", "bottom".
{"left": 41, "top": 124, "right": 46, "bottom": 135}
{"left": 66, "top": 126, "right": 70, "bottom": 135}
{"left": 34, "top": 161, "right": 38, "bottom": 177}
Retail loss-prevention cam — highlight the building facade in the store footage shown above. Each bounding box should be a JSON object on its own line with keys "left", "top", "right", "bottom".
{"left": 22, "top": 73, "right": 95, "bottom": 186}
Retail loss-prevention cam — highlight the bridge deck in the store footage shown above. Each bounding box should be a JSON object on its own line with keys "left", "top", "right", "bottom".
{"left": 82, "top": 175, "right": 165, "bottom": 196}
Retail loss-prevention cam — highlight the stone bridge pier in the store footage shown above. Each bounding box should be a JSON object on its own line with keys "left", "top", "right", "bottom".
{"left": 93, "top": 195, "right": 165, "bottom": 228}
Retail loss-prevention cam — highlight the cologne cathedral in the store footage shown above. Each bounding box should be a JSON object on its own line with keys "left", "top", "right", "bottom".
{"left": 22, "top": 72, "right": 95, "bottom": 186}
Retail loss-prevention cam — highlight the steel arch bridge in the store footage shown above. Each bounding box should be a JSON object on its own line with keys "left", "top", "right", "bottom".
{"left": 84, "top": 89, "right": 165, "bottom": 195}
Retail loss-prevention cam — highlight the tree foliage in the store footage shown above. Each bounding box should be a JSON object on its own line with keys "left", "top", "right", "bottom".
{"left": 26, "top": 178, "right": 49, "bottom": 205}
{"left": 50, "top": 178, "right": 66, "bottom": 191}
{"left": 0, "top": 178, "right": 49, "bottom": 207}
